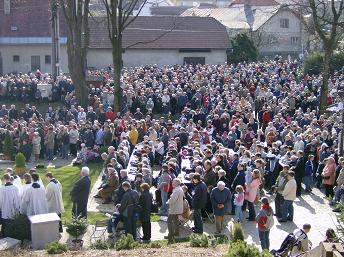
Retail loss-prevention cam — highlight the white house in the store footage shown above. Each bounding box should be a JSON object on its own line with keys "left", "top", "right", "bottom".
{"left": 0, "top": 11, "right": 230, "bottom": 74}
{"left": 181, "top": 4, "right": 309, "bottom": 56}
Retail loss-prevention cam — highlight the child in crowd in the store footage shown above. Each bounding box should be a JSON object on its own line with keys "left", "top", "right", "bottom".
{"left": 234, "top": 185, "right": 245, "bottom": 223}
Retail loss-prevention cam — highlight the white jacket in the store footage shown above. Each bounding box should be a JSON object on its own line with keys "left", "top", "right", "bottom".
{"left": 167, "top": 186, "right": 184, "bottom": 215}
{"left": 282, "top": 178, "right": 297, "bottom": 201}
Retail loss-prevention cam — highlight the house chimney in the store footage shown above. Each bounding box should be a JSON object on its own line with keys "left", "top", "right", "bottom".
{"left": 4, "top": 0, "right": 10, "bottom": 14}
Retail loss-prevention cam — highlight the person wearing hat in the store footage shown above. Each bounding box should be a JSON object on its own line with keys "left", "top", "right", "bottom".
{"left": 256, "top": 197, "right": 274, "bottom": 250}
{"left": 279, "top": 171, "right": 297, "bottom": 222}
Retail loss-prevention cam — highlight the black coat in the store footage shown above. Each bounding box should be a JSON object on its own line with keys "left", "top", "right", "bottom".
{"left": 295, "top": 157, "right": 305, "bottom": 179}
{"left": 192, "top": 181, "right": 208, "bottom": 209}
{"left": 231, "top": 171, "right": 246, "bottom": 191}
{"left": 139, "top": 190, "right": 152, "bottom": 222}
{"left": 70, "top": 176, "right": 91, "bottom": 206}
{"left": 118, "top": 189, "right": 139, "bottom": 217}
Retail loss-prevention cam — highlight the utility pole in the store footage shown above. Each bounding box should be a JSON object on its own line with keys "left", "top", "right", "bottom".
{"left": 51, "top": 0, "right": 60, "bottom": 80}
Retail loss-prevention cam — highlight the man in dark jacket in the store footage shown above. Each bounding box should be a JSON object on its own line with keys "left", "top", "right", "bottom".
{"left": 138, "top": 183, "right": 152, "bottom": 242}
{"left": 294, "top": 151, "right": 305, "bottom": 197}
{"left": 230, "top": 163, "right": 246, "bottom": 214}
{"left": 118, "top": 181, "right": 140, "bottom": 240}
{"left": 70, "top": 167, "right": 91, "bottom": 218}
{"left": 192, "top": 174, "right": 208, "bottom": 233}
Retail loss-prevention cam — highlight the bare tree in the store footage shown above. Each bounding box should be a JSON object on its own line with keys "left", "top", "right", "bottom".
{"left": 59, "top": 0, "right": 91, "bottom": 107}
{"left": 310, "top": 0, "right": 344, "bottom": 113}
{"left": 295, "top": 0, "right": 344, "bottom": 113}
{"left": 101, "top": 0, "right": 148, "bottom": 113}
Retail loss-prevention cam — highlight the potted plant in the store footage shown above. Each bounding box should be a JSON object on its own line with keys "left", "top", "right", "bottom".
{"left": 3, "top": 131, "right": 14, "bottom": 160}
{"left": 14, "top": 153, "right": 26, "bottom": 176}
{"left": 66, "top": 216, "right": 88, "bottom": 250}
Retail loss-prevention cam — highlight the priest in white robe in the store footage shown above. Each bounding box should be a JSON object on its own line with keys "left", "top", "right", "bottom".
{"left": 21, "top": 174, "right": 48, "bottom": 216}
{"left": 29, "top": 169, "right": 45, "bottom": 190}
{"left": 0, "top": 174, "right": 20, "bottom": 233}
{"left": 6, "top": 168, "right": 23, "bottom": 196}
{"left": 21, "top": 173, "right": 33, "bottom": 198}
{"left": 45, "top": 172, "right": 64, "bottom": 232}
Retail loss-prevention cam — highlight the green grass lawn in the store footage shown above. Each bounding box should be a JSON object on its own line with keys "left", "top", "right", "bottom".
{"left": 1, "top": 162, "right": 161, "bottom": 225}
{"left": 35, "top": 163, "right": 107, "bottom": 225}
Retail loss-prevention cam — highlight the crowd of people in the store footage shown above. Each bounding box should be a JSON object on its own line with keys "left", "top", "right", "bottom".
{"left": 0, "top": 59, "right": 343, "bottom": 253}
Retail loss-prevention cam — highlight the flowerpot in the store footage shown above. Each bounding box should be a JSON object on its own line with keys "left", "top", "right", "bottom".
{"left": 14, "top": 166, "right": 26, "bottom": 177}
{"left": 70, "top": 239, "right": 83, "bottom": 251}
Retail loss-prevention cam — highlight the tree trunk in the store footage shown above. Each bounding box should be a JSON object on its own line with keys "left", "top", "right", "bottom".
{"left": 67, "top": 39, "right": 88, "bottom": 108}
{"left": 319, "top": 49, "right": 332, "bottom": 114}
{"left": 112, "top": 35, "right": 123, "bottom": 114}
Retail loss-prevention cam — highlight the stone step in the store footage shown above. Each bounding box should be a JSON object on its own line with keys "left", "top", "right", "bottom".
{"left": 0, "top": 237, "right": 21, "bottom": 251}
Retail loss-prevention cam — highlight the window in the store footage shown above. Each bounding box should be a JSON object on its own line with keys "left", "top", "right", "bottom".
{"left": 45, "top": 55, "right": 51, "bottom": 64}
{"left": 280, "top": 19, "right": 289, "bottom": 28}
{"left": 290, "top": 37, "right": 299, "bottom": 45}
{"left": 31, "top": 55, "right": 40, "bottom": 71}
{"left": 183, "top": 57, "right": 205, "bottom": 65}
{"left": 13, "top": 55, "right": 20, "bottom": 62}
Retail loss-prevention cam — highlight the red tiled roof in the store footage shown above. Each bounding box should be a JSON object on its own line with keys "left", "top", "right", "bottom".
{"left": 89, "top": 16, "right": 230, "bottom": 49}
{"left": 0, "top": 0, "right": 67, "bottom": 38}
{"left": 230, "top": 0, "right": 279, "bottom": 6}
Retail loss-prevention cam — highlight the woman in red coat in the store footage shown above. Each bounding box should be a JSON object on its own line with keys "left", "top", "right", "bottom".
{"left": 322, "top": 157, "right": 336, "bottom": 198}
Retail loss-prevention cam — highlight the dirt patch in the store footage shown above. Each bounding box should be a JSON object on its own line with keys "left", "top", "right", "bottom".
{"left": 0, "top": 243, "right": 228, "bottom": 257}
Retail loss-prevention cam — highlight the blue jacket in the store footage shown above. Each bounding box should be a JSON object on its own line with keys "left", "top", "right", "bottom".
{"left": 305, "top": 160, "right": 315, "bottom": 176}
{"left": 210, "top": 187, "right": 231, "bottom": 216}
{"left": 192, "top": 181, "right": 208, "bottom": 209}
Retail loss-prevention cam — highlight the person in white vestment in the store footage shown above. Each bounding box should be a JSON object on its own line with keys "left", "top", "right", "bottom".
{"left": 6, "top": 168, "right": 22, "bottom": 196}
{"left": 0, "top": 174, "right": 20, "bottom": 234}
{"left": 21, "top": 173, "right": 33, "bottom": 197}
{"left": 45, "top": 172, "right": 64, "bottom": 232}
{"left": 21, "top": 173, "right": 48, "bottom": 216}
{"left": 29, "top": 169, "right": 45, "bottom": 189}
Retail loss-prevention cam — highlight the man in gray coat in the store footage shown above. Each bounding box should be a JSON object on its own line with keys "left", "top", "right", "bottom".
{"left": 166, "top": 178, "right": 184, "bottom": 243}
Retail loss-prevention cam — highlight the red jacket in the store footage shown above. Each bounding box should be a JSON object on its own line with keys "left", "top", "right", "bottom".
{"left": 256, "top": 203, "right": 273, "bottom": 231}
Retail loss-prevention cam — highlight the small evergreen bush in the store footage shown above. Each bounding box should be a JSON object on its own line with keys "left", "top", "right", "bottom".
{"left": 189, "top": 233, "right": 226, "bottom": 248}
{"left": 91, "top": 239, "right": 110, "bottom": 250}
{"left": 4, "top": 214, "right": 31, "bottom": 241}
{"left": 231, "top": 222, "right": 245, "bottom": 242}
{"left": 3, "top": 131, "right": 14, "bottom": 159}
{"left": 15, "top": 153, "right": 26, "bottom": 167}
{"left": 224, "top": 241, "right": 273, "bottom": 257}
{"left": 46, "top": 241, "right": 68, "bottom": 254}
{"left": 65, "top": 216, "right": 88, "bottom": 240}
{"left": 115, "top": 234, "right": 139, "bottom": 251}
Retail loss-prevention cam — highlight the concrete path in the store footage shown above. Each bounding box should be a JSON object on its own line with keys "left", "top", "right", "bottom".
{"left": 80, "top": 187, "right": 338, "bottom": 251}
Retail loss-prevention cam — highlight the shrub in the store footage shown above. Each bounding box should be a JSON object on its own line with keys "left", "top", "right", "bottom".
{"left": 65, "top": 216, "right": 88, "bottom": 240}
{"left": 190, "top": 233, "right": 227, "bottom": 248}
{"left": 228, "top": 33, "right": 259, "bottom": 64}
{"left": 35, "top": 164, "right": 45, "bottom": 169}
{"left": 91, "top": 239, "right": 110, "bottom": 250}
{"left": 231, "top": 222, "right": 245, "bottom": 242}
{"left": 224, "top": 240, "right": 273, "bottom": 257}
{"left": 15, "top": 153, "right": 26, "bottom": 167}
{"left": 4, "top": 214, "right": 31, "bottom": 241}
{"left": 99, "top": 145, "right": 109, "bottom": 154}
{"left": 115, "top": 234, "right": 140, "bottom": 251}
{"left": 46, "top": 241, "right": 68, "bottom": 254}
{"left": 3, "top": 131, "right": 14, "bottom": 159}
{"left": 303, "top": 51, "right": 344, "bottom": 75}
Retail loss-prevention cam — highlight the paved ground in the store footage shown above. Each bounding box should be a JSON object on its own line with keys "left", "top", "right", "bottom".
{"left": 0, "top": 158, "right": 74, "bottom": 171}
{"left": 84, "top": 173, "right": 338, "bottom": 251}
